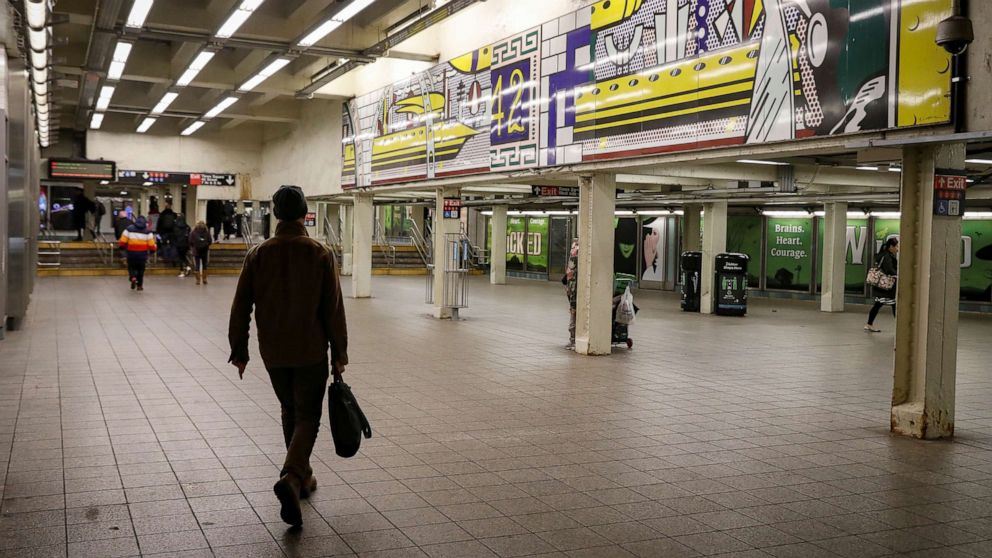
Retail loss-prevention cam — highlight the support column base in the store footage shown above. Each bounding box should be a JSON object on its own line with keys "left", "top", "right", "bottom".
{"left": 341, "top": 254, "right": 353, "bottom": 276}
{"left": 575, "top": 337, "right": 610, "bottom": 356}
{"left": 434, "top": 307, "right": 457, "bottom": 320}
{"left": 891, "top": 402, "right": 954, "bottom": 439}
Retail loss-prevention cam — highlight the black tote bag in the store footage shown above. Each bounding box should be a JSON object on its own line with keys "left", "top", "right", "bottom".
{"left": 328, "top": 378, "right": 372, "bottom": 458}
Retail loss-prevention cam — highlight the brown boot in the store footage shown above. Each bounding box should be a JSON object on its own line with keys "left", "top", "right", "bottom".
{"left": 273, "top": 474, "right": 303, "bottom": 527}
{"left": 202, "top": 270, "right": 208, "bottom": 285}
{"left": 195, "top": 272, "right": 201, "bottom": 285}
{"left": 300, "top": 475, "right": 318, "bottom": 499}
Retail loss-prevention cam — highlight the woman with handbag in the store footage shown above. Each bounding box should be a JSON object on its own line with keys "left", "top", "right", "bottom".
{"left": 865, "top": 238, "right": 899, "bottom": 332}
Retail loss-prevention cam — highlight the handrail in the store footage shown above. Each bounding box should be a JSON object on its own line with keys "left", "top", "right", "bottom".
{"left": 409, "top": 219, "right": 432, "bottom": 267}
{"left": 374, "top": 219, "right": 396, "bottom": 267}
{"left": 93, "top": 230, "right": 114, "bottom": 266}
{"left": 322, "top": 216, "right": 343, "bottom": 262}
{"left": 241, "top": 215, "right": 257, "bottom": 250}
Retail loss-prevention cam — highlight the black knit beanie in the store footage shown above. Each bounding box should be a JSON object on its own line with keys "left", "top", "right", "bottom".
{"left": 273, "top": 185, "right": 308, "bottom": 221}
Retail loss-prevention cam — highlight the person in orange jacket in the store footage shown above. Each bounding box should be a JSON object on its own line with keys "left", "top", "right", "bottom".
{"left": 118, "top": 216, "right": 157, "bottom": 291}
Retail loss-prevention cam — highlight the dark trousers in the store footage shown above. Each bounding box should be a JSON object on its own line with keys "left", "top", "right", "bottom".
{"left": 195, "top": 253, "right": 209, "bottom": 272}
{"left": 127, "top": 256, "right": 147, "bottom": 287}
{"left": 267, "top": 359, "right": 329, "bottom": 481}
{"left": 868, "top": 301, "right": 896, "bottom": 325}
{"left": 177, "top": 247, "right": 189, "bottom": 269}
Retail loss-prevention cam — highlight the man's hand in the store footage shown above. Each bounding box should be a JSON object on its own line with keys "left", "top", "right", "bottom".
{"left": 232, "top": 360, "right": 247, "bottom": 379}
{"left": 332, "top": 361, "right": 345, "bottom": 381}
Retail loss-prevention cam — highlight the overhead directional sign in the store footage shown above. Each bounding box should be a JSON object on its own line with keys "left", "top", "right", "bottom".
{"left": 49, "top": 159, "right": 116, "bottom": 180}
{"left": 532, "top": 185, "right": 579, "bottom": 197}
{"left": 117, "top": 169, "right": 237, "bottom": 187}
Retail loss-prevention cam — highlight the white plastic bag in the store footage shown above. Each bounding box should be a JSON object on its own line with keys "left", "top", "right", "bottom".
{"left": 616, "top": 286, "right": 636, "bottom": 325}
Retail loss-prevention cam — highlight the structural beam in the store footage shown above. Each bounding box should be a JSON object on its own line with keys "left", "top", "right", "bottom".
{"left": 574, "top": 174, "right": 616, "bottom": 355}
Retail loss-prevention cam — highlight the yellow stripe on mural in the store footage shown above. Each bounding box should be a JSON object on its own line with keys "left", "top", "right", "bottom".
{"left": 575, "top": 80, "right": 753, "bottom": 124}
{"left": 574, "top": 98, "right": 751, "bottom": 134}
{"left": 897, "top": 0, "right": 953, "bottom": 126}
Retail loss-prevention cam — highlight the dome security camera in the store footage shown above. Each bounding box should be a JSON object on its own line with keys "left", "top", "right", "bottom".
{"left": 936, "top": 15, "right": 974, "bottom": 55}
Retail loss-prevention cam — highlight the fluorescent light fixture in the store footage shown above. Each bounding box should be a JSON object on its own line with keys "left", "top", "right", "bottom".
{"left": 298, "top": 19, "right": 341, "bottom": 47}
{"left": 181, "top": 121, "right": 205, "bottom": 136}
{"left": 813, "top": 211, "right": 873, "bottom": 218}
{"left": 762, "top": 210, "right": 811, "bottom": 217}
{"left": 30, "top": 49, "right": 46, "bottom": 70}
{"left": 216, "top": 0, "right": 266, "bottom": 39}
{"left": 96, "top": 85, "right": 115, "bottom": 111}
{"left": 737, "top": 159, "right": 789, "bottom": 166}
{"left": 888, "top": 167, "right": 902, "bottom": 172}
{"left": 108, "top": 41, "right": 133, "bottom": 80}
{"left": 126, "top": 0, "right": 154, "bottom": 28}
{"left": 176, "top": 51, "right": 215, "bottom": 86}
{"left": 204, "top": 96, "right": 239, "bottom": 119}
{"left": 869, "top": 212, "right": 901, "bottom": 219}
{"left": 143, "top": 181, "right": 153, "bottom": 186}
{"left": 28, "top": 28, "right": 47, "bottom": 52}
{"left": 90, "top": 112, "right": 105, "bottom": 129}
{"left": 335, "top": 0, "right": 376, "bottom": 22}
{"left": 151, "top": 92, "right": 179, "bottom": 114}
{"left": 964, "top": 212, "right": 992, "bottom": 220}
{"left": 34, "top": 80, "right": 48, "bottom": 96}
{"left": 100, "top": 180, "right": 110, "bottom": 185}
{"left": 856, "top": 165, "right": 879, "bottom": 171}
{"left": 137, "top": 117, "right": 157, "bottom": 133}
{"left": 966, "top": 158, "right": 992, "bottom": 165}
{"left": 298, "top": 0, "right": 376, "bottom": 47}
{"left": 238, "top": 58, "right": 291, "bottom": 91}
{"left": 26, "top": 0, "right": 46, "bottom": 28}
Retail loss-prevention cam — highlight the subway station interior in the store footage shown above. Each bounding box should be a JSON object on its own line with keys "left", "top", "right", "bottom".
{"left": 1, "top": 0, "right": 992, "bottom": 556}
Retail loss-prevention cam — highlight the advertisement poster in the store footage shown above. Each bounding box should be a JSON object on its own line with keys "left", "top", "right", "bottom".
{"left": 816, "top": 218, "right": 870, "bottom": 293}
{"left": 505, "top": 217, "right": 526, "bottom": 271}
{"left": 642, "top": 217, "right": 666, "bottom": 283}
{"left": 526, "top": 217, "right": 550, "bottom": 273}
{"left": 766, "top": 218, "right": 813, "bottom": 291}
{"left": 614, "top": 218, "right": 638, "bottom": 277}
{"left": 343, "top": 0, "right": 954, "bottom": 188}
{"left": 727, "top": 216, "right": 762, "bottom": 287}
{"left": 961, "top": 221, "right": 992, "bottom": 302}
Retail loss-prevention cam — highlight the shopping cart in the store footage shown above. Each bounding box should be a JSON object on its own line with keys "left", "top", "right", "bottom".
{"left": 612, "top": 273, "right": 637, "bottom": 349}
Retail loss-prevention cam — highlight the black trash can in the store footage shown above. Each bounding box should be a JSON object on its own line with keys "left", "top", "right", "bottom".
{"left": 715, "top": 253, "right": 749, "bottom": 316}
{"left": 680, "top": 251, "right": 702, "bottom": 312}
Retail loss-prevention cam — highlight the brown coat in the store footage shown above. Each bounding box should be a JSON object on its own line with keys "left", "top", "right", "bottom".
{"left": 228, "top": 220, "right": 348, "bottom": 369}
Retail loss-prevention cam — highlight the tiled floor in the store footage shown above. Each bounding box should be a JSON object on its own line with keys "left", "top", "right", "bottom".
{"left": 1, "top": 275, "right": 991, "bottom": 558}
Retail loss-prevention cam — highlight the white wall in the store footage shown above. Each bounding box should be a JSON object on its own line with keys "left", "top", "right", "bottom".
{"left": 88, "top": 129, "right": 263, "bottom": 176}
{"left": 320, "top": 0, "right": 588, "bottom": 97}
{"left": 257, "top": 100, "right": 343, "bottom": 200}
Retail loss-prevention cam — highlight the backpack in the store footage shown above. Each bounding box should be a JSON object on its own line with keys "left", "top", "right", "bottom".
{"left": 193, "top": 230, "right": 211, "bottom": 250}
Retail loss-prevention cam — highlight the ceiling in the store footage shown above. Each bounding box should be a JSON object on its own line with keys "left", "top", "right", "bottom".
{"left": 47, "top": 0, "right": 456, "bottom": 141}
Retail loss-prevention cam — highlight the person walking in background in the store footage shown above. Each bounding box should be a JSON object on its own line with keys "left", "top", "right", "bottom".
{"left": 118, "top": 216, "right": 156, "bottom": 291}
{"left": 865, "top": 237, "right": 899, "bottom": 332}
{"left": 190, "top": 221, "right": 213, "bottom": 285}
{"left": 113, "top": 209, "right": 131, "bottom": 239}
{"left": 174, "top": 216, "right": 192, "bottom": 277}
{"left": 70, "top": 190, "right": 94, "bottom": 241}
{"left": 207, "top": 200, "right": 224, "bottom": 241}
{"left": 563, "top": 239, "right": 579, "bottom": 350}
{"left": 228, "top": 185, "right": 348, "bottom": 529}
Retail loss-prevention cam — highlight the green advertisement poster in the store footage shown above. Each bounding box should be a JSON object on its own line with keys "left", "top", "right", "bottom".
{"left": 962, "top": 220, "right": 992, "bottom": 302}
{"left": 766, "top": 218, "right": 813, "bottom": 291}
{"left": 726, "top": 216, "right": 762, "bottom": 287}
{"left": 816, "top": 218, "right": 870, "bottom": 294}
{"left": 527, "top": 217, "right": 550, "bottom": 273}
{"left": 505, "top": 217, "right": 526, "bottom": 271}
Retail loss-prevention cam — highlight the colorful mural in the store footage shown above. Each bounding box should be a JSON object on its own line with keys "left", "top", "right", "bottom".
{"left": 342, "top": 0, "right": 953, "bottom": 188}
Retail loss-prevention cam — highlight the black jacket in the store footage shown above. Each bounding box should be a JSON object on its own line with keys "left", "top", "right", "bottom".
{"left": 876, "top": 250, "right": 898, "bottom": 276}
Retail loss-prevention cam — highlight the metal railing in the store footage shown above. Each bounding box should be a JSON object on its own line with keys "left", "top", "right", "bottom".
{"left": 322, "top": 216, "right": 343, "bottom": 262}
{"left": 37, "top": 239, "right": 61, "bottom": 268}
{"left": 425, "top": 232, "right": 470, "bottom": 311}
{"left": 374, "top": 220, "right": 397, "bottom": 267}
{"left": 241, "top": 215, "right": 258, "bottom": 250}
{"left": 410, "top": 219, "right": 432, "bottom": 267}
{"left": 93, "top": 230, "right": 115, "bottom": 266}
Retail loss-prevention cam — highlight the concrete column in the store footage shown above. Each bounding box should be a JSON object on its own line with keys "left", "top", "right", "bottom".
{"left": 169, "top": 184, "right": 183, "bottom": 214}
{"left": 891, "top": 143, "right": 966, "bottom": 440}
{"left": 194, "top": 198, "right": 206, "bottom": 227}
{"left": 433, "top": 187, "right": 461, "bottom": 319}
{"left": 138, "top": 191, "right": 150, "bottom": 217}
{"left": 83, "top": 183, "right": 97, "bottom": 240}
{"left": 683, "top": 204, "right": 702, "bottom": 252}
{"left": 352, "top": 193, "right": 374, "bottom": 298}
{"left": 341, "top": 204, "right": 354, "bottom": 276}
{"left": 490, "top": 205, "right": 507, "bottom": 285}
{"left": 575, "top": 174, "right": 616, "bottom": 355}
{"left": 820, "top": 202, "right": 848, "bottom": 312}
{"left": 699, "top": 201, "right": 727, "bottom": 314}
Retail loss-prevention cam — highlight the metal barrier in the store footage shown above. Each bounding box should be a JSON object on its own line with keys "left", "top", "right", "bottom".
{"left": 374, "top": 220, "right": 397, "bottom": 267}
{"left": 425, "top": 233, "right": 470, "bottom": 313}
{"left": 322, "top": 216, "right": 343, "bottom": 262}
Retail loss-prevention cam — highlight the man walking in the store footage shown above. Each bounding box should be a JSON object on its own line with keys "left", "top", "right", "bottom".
{"left": 228, "top": 185, "right": 348, "bottom": 528}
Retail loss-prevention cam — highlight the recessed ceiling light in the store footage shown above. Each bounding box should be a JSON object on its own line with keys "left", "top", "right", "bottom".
{"left": 126, "top": 0, "right": 155, "bottom": 28}
{"left": 181, "top": 121, "right": 205, "bottom": 136}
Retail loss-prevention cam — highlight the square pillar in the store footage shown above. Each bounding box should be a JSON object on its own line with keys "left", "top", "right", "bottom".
{"left": 82, "top": 183, "right": 97, "bottom": 240}
{"left": 352, "top": 193, "right": 374, "bottom": 298}
{"left": 326, "top": 204, "right": 341, "bottom": 244}
{"left": 891, "top": 143, "right": 965, "bottom": 440}
{"left": 575, "top": 174, "right": 616, "bottom": 355}
{"left": 683, "top": 204, "right": 702, "bottom": 252}
{"left": 490, "top": 205, "right": 507, "bottom": 285}
{"left": 820, "top": 202, "right": 848, "bottom": 312}
{"left": 699, "top": 201, "right": 727, "bottom": 314}
{"left": 433, "top": 187, "right": 461, "bottom": 319}
{"left": 341, "top": 204, "right": 354, "bottom": 276}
